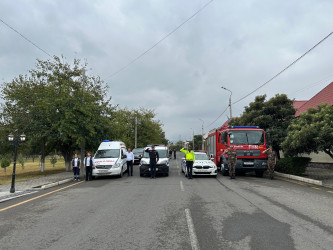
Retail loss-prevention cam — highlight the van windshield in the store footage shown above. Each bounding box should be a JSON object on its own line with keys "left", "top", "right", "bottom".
{"left": 143, "top": 150, "right": 167, "bottom": 158}
{"left": 95, "top": 149, "right": 120, "bottom": 158}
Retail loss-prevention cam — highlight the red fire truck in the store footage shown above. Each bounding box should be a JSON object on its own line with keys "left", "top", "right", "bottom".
{"left": 206, "top": 126, "right": 269, "bottom": 177}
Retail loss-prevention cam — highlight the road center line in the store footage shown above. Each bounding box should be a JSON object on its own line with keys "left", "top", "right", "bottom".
{"left": 180, "top": 181, "right": 185, "bottom": 191}
{"left": 0, "top": 181, "right": 83, "bottom": 212}
{"left": 327, "top": 191, "right": 333, "bottom": 194}
{"left": 185, "top": 208, "right": 200, "bottom": 250}
{"left": 311, "top": 187, "right": 321, "bottom": 190}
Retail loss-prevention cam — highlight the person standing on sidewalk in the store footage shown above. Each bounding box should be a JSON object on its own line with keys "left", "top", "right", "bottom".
{"left": 71, "top": 153, "right": 81, "bottom": 181}
{"left": 126, "top": 148, "right": 134, "bottom": 176}
{"left": 226, "top": 146, "right": 237, "bottom": 179}
{"left": 180, "top": 145, "right": 195, "bottom": 179}
{"left": 173, "top": 149, "right": 177, "bottom": 160}
{"left": 84, "top": 152, "right": 94, "bottom": 181}
{"left": 263, "top": 146, "right": 277, "bottom": 180}
{"left": 145, "top": 145, "right": 159, "bottom": 179}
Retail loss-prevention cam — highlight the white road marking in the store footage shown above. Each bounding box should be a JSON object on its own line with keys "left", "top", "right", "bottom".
{"left": 180, "top": 181, "right": 185, "bottom": 191}
{"left": 185, "top": 208, "right": 200, "bottom": 250}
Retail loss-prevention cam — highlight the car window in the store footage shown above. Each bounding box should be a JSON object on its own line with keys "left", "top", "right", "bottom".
{"left": 194, "top": 154, "right": 209, "bottom": 160}
{"left": 143, "top": 149, "right": 167, "bottom": 158}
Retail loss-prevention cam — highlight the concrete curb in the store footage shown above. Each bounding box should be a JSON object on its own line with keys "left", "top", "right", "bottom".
{"left": 40, "top": 178, "right": 73, "bottom": 189}
{"left": 275, "top": 171, "right": 323, "bottom": 186}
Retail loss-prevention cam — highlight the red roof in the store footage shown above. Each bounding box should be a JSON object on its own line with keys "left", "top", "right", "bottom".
{"left": 295, "top": 82, "right": 333, "bottom": 117}
{"left": 293, "top": 100, "right": 308, "bottom": 110}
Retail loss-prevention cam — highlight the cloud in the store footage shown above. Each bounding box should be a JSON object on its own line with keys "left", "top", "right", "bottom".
{"left": 0, "top": 0, "right": 333, "bottom": 142}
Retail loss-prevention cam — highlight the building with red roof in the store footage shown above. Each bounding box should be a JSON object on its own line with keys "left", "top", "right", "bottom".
{"left": 294, "top": 82, "right": 333, "bottom": 117}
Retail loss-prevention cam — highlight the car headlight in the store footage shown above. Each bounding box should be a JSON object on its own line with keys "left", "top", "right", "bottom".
{"left": 113, "top": 163, "right": 122, "bottom": 168}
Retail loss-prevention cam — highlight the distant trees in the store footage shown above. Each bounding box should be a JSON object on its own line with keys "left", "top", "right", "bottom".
{"left": 230, "top": 94, "right": 295, "bottom": 157}
{"left": 1, "top": 56, "right": 167, "bottom": 171}
{"left": 282, "top": 104, "right": 333, "bottom": 159}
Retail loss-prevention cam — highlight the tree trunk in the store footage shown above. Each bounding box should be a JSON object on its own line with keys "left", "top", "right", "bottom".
{"left": 61, "top": 147, "right": 73, "bottom": 172}
{"left": 40, "top": 137, "right": 45, "bottom": 172}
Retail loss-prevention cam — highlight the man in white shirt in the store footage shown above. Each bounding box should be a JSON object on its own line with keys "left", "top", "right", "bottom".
{"left": 84, "top": 152, "right": 94, "bottom": 181}
{"left": 125, "top": 148, "right": 135, "bottom": 176}
{"left": 71, "top": 153, "right": 81, "bottom": 181}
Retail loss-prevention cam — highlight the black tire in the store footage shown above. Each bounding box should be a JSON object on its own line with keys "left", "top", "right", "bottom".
{"left": 92, "top": 176, "right": 96, "bottom": 180}
{"left": 140, "top": 173, "right": 144, "bottom": 177}
{"left": 119, "top": 167, "right": 123, "bottom": 178}
{"left": 165, "top": 173, "right": 169, "bottom": 177}
{"left": 255, "top": 170, "right": 264, "bottom": 178}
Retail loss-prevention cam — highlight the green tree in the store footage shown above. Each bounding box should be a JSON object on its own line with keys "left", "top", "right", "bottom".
{"left": 50, "top": 155, "right": 57, "bottom": 167}
{"left": 1, "top": 56, "right": 113, "bottom": 171}
{"left": 230, "top": 94, "right": 295, "bottom": 157}
{"left": 1, "top": 157, "right": 11, "bottom": 172}
{"left": 282, "top": 104, "right": 333, "bottom": 159}
{"left": 194, "top": 134, "right": 203, "bottom": 150}
{"left": 109, "top": 108, "right": 167, "bottom": 148}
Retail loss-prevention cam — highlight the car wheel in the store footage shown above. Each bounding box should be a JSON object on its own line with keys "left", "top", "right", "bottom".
{"left": 165, "top": 173, "right": 169, "bottom": 177}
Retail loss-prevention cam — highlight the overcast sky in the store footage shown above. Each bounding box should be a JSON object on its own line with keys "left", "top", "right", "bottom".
{"left": 1, "top": 0, "right": 332, "bottom": 142}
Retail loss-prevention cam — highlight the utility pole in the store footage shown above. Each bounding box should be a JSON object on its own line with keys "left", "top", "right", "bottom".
{"left": 199, "top": 118, "right": 204, "bottom": 150}
{"left": 135, "top": 116, "right": 137, "bottom": 148}
{"left": 221, "top": 86, "right": 232, "bottom": 119}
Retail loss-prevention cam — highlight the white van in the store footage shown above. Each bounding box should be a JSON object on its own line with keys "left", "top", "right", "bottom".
{"left": 92, "top": 140, "right": 128, "bottom": 178}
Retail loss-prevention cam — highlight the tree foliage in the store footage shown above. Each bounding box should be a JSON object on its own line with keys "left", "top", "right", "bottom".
{"left": 230, "top": 94, "right": 295, "bottom": 154}
{"left": 282, "top": 104, "right": 333, "bottom": 159}
{"left": 1, "top": 56, "right": 113, "bottom": 170}
{"left": 109, "top": 108, "right": 167, "bottom": 148}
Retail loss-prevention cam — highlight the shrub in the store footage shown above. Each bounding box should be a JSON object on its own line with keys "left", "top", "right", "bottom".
{"left": 276, "top": 157, "right": 311, "bottom": 176}
{"left": 50, "top": 156, "right": 57, "bottom": 167}
{"left": 1, "top": 157, "right": 11, "bottom": 172}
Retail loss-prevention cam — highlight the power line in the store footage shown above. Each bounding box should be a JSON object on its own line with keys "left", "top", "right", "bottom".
{"left": 233, "top": 31, "right": 333, "bottom": 105}
{"left": 205, "top": 105, "right": 229, "bottom": 129}
{"left": 104, "top": 0, "right": 214, "bottom": 80}
{"left": 0, "top": 17, "right": 53, "bottom": 58}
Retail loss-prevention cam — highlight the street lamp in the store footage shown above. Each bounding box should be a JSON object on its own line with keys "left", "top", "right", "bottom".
{"left": 221, "top": 86, "right": 232, "bottom": 119}
{"left": 199, "top": 119, "right": 204, "bottom": 150}
{"left": 8, "top": 132, "right": 26, "bottom": 193}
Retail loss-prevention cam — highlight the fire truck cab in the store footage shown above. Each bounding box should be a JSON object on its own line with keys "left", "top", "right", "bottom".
{"left": 207, "top": 126, "right": 268, "bottom": 177}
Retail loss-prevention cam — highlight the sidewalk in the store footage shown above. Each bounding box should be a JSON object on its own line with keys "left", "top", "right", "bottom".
{"left": 276, "top": 166, "right": 333, "bottom": 188}
{"left": 0, "top": 171, "right": 74, "bottom": 203}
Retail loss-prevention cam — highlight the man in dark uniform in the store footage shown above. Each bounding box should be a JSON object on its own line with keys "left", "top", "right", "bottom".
{"left": 226, "top": 146, "right": 237, "bottom": 179}
{"left": 84, "top": 152, "right": 94, "bottom": 181}
{"left": 263, "top": 146, "right": 277, "bottom": 179}
{"left": 173, "top": 149, "right": 176, "bottom": 160}
{"left": 145, "top": 146, "right": 159, "bottom": 179}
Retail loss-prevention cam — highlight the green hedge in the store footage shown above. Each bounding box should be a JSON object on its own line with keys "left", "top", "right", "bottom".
{"left": 276, "top": 157, "right": 311, "bottom": 176}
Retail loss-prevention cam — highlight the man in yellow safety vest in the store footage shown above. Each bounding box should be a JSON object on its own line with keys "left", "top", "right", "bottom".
{"left": 180, "top": 145, "right": 195, "bottom": 179}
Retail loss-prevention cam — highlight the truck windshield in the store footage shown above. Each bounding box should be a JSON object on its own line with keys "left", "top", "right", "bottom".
{"left": 143, "top": 150, "right": 168, "bottom": 158}
{"left": 229, "top": 130, "right": 265, "bottom": 145}
{"left": 95, "top": 149, "right": 120, "bottom": 158}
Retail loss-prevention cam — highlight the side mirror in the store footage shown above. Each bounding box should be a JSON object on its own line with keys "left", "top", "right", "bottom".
{"left": 139, "top": 154, "right": 142, "bottom": 158}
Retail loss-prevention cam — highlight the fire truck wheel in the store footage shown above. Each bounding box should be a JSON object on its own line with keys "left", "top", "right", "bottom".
{"left": 222, "top": 168, "right": 229, "bottom": 176}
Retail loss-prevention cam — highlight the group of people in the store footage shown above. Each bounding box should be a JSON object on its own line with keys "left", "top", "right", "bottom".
{"left": 71, "top": 145, "right": 277, "bottom": 181}
{"left": 180, "top": 145, "right": 277, "bottom": 180}
{"left": 70, "top": 148, "right": 137, "bottom": 181}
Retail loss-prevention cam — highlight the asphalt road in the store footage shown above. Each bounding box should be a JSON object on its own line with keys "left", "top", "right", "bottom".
{"left": 1, "top": 157, "right": 333, "bottom": 250}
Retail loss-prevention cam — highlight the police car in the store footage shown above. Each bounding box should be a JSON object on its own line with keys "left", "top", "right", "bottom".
{"left": 139, "top": 145, "right": 169, "bottom": 177}
{"left": 182, "top": 152, "right": 217, "bottom": 177}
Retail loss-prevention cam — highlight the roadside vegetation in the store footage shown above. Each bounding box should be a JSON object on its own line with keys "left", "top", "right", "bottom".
{"left": 0, "top": 56, "right": 167, "bottom": 177}
{"left": 0, "top": 157, "right": 65, "bottom": 185}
